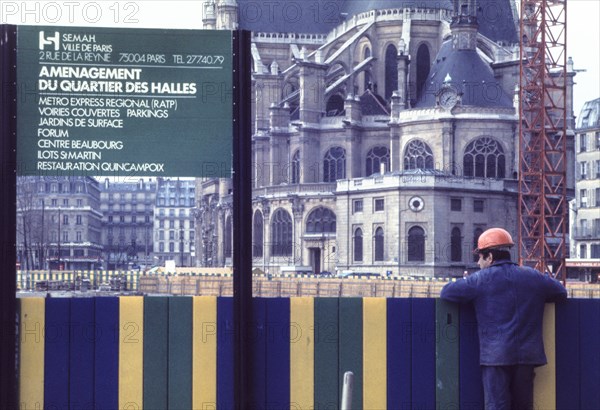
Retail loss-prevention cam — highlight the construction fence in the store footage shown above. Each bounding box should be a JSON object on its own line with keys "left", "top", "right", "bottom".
{"left": 17, "top": 270, "right": 600, "bottom": 298}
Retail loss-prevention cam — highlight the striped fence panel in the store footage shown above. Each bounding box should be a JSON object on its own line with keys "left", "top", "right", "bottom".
{"left": 17, "top": 297, "right": 599, "bottom": 409}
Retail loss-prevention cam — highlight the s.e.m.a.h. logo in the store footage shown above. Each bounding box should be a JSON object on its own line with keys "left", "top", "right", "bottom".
{"left": 39, "top": 31, "right": 60, "bottom": 50}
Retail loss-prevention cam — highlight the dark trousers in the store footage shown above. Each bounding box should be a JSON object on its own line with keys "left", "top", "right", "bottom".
{"left": 481, "top": 365, "right": 535, "bottom": 410}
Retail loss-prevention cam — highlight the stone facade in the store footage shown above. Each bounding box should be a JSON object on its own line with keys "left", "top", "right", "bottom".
{"left": 197, "top": 0, "right": 574, "bottom": 277}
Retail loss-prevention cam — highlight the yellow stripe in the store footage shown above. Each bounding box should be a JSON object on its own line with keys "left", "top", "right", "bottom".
{"left": 19, "top": 298, "right": 45, "bottom": 409}
{"left": 534, "top": 303, "right": 556, "bottom": 409}
{"left": 290, "top": 297, "right": 314, "bottom": 409}
{"left": 119, "top": 296, "right": 144, "bottom": 410}
{"left": 363, "top": 297, "right": 387, "bottom": 409}
{"left": 193, "top": 296, "right": 217, "bottom": 409}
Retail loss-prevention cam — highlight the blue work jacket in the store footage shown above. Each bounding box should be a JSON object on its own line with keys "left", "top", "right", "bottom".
{"left": 440, "top": 260, "right": 567, "bottom": 366}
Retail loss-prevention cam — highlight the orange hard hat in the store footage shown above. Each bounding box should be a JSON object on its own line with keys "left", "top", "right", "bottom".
{"left": 474, "top": 227, "right": 515, "bottom": 253}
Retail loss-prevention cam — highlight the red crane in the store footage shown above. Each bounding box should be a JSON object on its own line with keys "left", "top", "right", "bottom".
{"left": 518, "top": 0, "right": 568, "bottom": 280}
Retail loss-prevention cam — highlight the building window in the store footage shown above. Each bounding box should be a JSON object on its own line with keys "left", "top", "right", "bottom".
{"left": 323, "top": 147, "right": 346, "bottom": 182}
{"left": 407, "top": 226, "right": 425, "bottom": 262}
{"left": 385, "top": 44, "right": 399, "bottom": 100}
{"left": 306, "top": 207, "right": 336, "bottom": 233}
{"left": 51, "top": 199, "right": 57, "bottom": 207}
{"left": 159, "top": 220, "right": 164, "bottom": 229}
{"left": 580, "top": 162, "right": 588, "bottom": 179}
{"left": 474, "top": 199, "right": 485, "bottom": 212}
{"left": 353, "top": 199, "right": 363, "bottom": 213}
{"left": 271, "top": 209, "right": 293, "bottom": 256}
{"left": 596, "top": 188, "right": 600, "bottom": 207}
{"left": 120, "top": 216, "right": 125, "bottom": 223}
{"left": 63, "top": 199, "right": 69, "bottom": 206}
{"left": 591, "top": 244, "right": 600, "bottom": 259}
{"left": 464, "top": 137, "right": 506, "bottom": 178}
{"left": 108, "top": 216, "right": 113, "bottom": 223}
{"left": 76, "top": 231, "right": 82, "bottom": 242}
{"left": 451, "top": 198, "right": 462, "bottom": 211}
{"left": 580, "top": 189, "right": 588, "bottom": 208}
{"left": 366, "top": 146, "right": 390, "bottom": 176}
{"left": 63, "top": 215, "right": 69, "bottom": 225}
{"left": 451, "top": 227, "right": 462, "bottom": 262}
{"left": 76, "top": 215, "right": 82, "bottom": 225}
{"left": 596, "top": 160, "right": 600, "bottom": 179}
{"left": 169, "top": 220, "right": 175, "bottom": 229}
{"left": 354, "top": 228, "right": 363, "bottom": 262}
{"left": 159, "top": 231, "right": 164, "bottom": 240}
{"left": 580, "top": 244, "right": 587, "bottom": 259}
{"left": 77, "top": 199, "right": 83, "bottom": 207}
{"left": 404, "top": 140, "right": 434, "bottom": 170}
{"left": 473, "top": 227, "right": 484, "bottom": 262}
{"left": 132, "top": 215, "right": 137, "bottom": 223}
{"left": 374, "top": 198, "right": 385, "bottom": 212}
{"left": 169, "top": 242, "right": 174, "bottom": 253}
{"left": 253, "top": 211, "right": 263, "bottom": 258}
{"left": 291, "top": 150, "right": 300, "bottom": 184}
{"left": 62, "top": 231, "right": 68, "bottom": 242}
{"left": 374, "top": 227, "right": 384, "bottom": 262}
{"left": 169, "top": 231, "right": 175, "bottom": 241}
{"left": 224, "top": 216, "right": 233, "bottom": 259}
{"left": 596, "top": 132, "right": 600, "bottom": 150}
{"left": 579, "top": 133, "right": 587, "bottom": 152}
{"left": 159, "top": 242, "right": 164, "bottom": 252}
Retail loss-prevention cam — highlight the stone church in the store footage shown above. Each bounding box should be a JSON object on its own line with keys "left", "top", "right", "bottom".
{"left": 195, "top": 0, "right": 574, "bottom": 277}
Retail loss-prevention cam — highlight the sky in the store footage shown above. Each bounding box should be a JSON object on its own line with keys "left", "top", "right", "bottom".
{"left": 1, "top": 0, "right": 598, "bottom": 117}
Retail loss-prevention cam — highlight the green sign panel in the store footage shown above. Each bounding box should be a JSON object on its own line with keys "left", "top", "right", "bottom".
{"left": 17, "top": 26, "right": 233, "bottom": 177}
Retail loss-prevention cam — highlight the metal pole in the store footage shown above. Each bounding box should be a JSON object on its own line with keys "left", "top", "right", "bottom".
{"left": 341, "top": 371, "right": 354, "bottom": 410}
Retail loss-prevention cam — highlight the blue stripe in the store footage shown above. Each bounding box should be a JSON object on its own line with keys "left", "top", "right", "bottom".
{"left": 94, "top": 297, "right": 119, "bottom": 410}
{"left": 45, "top": 298, "right": 71, "bottom": 409}
{"left": 459, "top": 303, "right": 484, "bottom": 409}
{"left": 556, "top": 300, "right": 580, "bottom": 409}
{"left": 579, "top": 299, "right": 600, "bottom": 409}
{"left": 266, "top": 298, "right": 290, "bottom": 409}
{"left": 217, "top": 297, "right": 234, "bottom": 409}
{"left": 411, "top": 298, "right": 436, "bottom": 409}
{"left": 387, "top": 298, "right": 411, "bottom": 409}
{"left": 69, "top": 298, "right": 95, "bottom": 409}
{"left": 251, "top": 298, "right": 267, "bottom": 408}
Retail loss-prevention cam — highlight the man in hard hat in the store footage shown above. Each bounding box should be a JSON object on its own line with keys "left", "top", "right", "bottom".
{"left": 440, "top": 227, "right": 566, "bottom": 410}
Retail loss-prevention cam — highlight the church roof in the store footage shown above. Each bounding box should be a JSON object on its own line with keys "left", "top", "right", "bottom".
{"left": 414, "top": 40, "right": 514, "bottom": 109}
{"left": 360, "top": 89, "right": 390, "bottom": 115}
{"left": 236, "top": 0, "right": 451, "bottom": 34}
{"left": 237, "top": 0, "right": 518, "bottom": 44}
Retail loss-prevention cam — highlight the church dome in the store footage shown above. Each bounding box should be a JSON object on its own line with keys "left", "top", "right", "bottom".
{"left": 414, "top": 40, "right": 513, "bottom": 109}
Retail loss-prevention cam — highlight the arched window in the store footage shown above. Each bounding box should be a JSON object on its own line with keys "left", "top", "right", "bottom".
{"left": 473, "top": 227, "right": 484, "bottom": 262}
{"left": 408, "top": 226, "right": 425, "bottom": 262}
{"left": 451, "top": 227, "right": 462, "bottom": 262}
{"left": 404, "top": 140, "right": 434, "bottom": 170}
{"left": 374, "top": 227, "right": 385, "bottom": 261}
{"left": 463, "top": 138, "right": 506, "bottom": 178}
{"left": 253, "top": 211, "right": 263, "bottom": 258}
{"left": 363, "top": 46, "right": 372, "bottom": 91}
{"left": 326, "top": 94, "right": 345, "bottom": 116}
{"left": 224, "top": 216, "right": 233, "bottom": 258}
{"left": 354, "top": 228, "right": 363, "bottom": 262}
{"left": 416, "top": 44, "right": 431, "bottom": 101}
{"left": 306, "top": 207, "right": 336, "bottom": 233}
{"left": 271, "top": 209, "right": 293, "bottom": 256}
{"left": 323, "top": 147, "right": 346, "bottom": 182}
{"left": 291, "top": 150, "right": 300, "bottom": 184}
{"left": 366, "top": 146, "right": 390, "bottom": 176}
{"left": 385, "top": 44, "right": 398, "bottom": 100}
